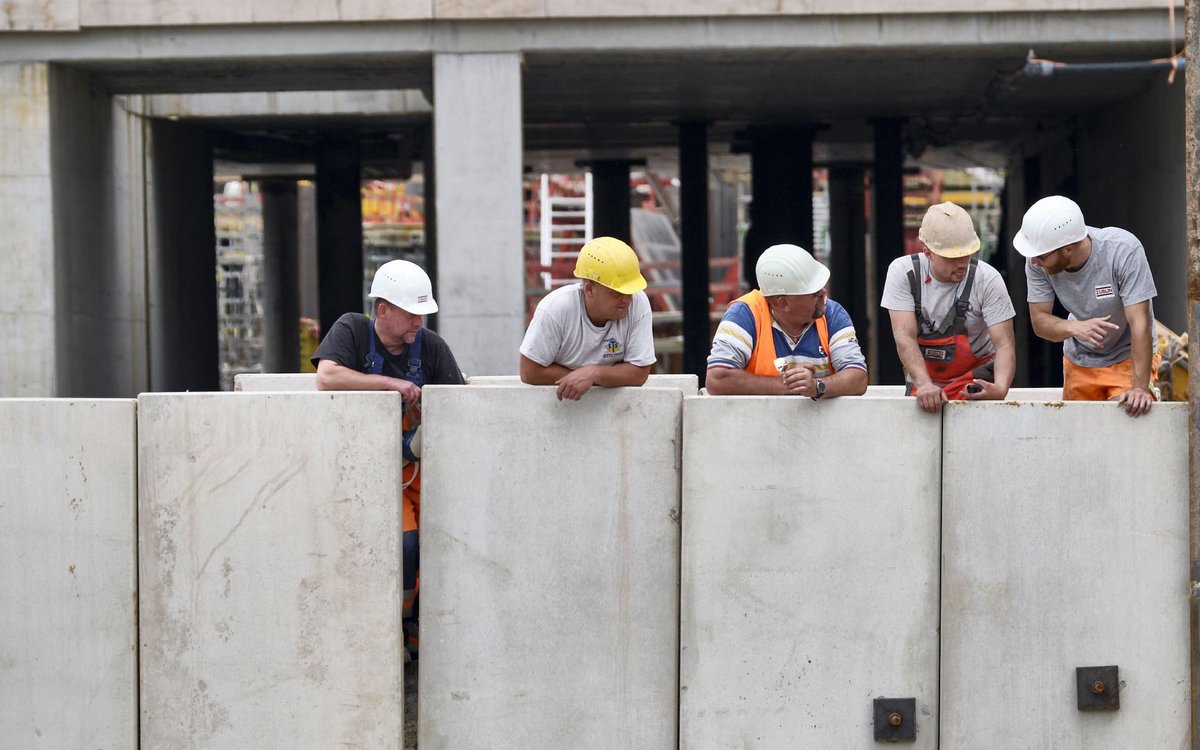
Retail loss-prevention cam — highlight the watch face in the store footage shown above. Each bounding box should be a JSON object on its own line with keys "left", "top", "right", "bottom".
{"left": 816, "top": 380, "right": 826, "bottom": 394}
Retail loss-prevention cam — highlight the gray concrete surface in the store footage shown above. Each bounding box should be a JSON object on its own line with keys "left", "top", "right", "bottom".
{"left": 0, "top": 399, "right": 137, "bottom": 749}
{"left": 940, "top": 400, "right": 1188, "bottom": 748}
{"left": 138, "top": 392, "right": 407, "bottom": 749}
{"left": 680, "top": 395, "right": 941, "bottom": 748}
{"left": 419, "top": 385, "right": 682, "bottom": 749}
{"left": 433, "top": 52, "right": 525, "bottom": 378}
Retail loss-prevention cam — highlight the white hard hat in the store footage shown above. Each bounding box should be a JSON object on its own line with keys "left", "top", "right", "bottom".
{"left": 1013, "top": 195, "right": 1088, "bottom": 258}
{"left": 756, "top": 244, "right": 830, "bottom": 296}
{"left": 369, "top": 259, "right": 438, "bottom": 315}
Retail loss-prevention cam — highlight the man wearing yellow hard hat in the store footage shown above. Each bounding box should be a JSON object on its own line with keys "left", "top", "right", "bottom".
{"left": 881, "top": 201, "right": 1016, "bottom": 413}
{"left": 520, "top": 236, "right": 656, "bottom": 400}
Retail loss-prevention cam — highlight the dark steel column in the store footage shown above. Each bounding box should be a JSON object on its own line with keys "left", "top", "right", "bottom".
{"left": 871, "top": 118, "right": 905, "bottom": 385}
{"left": 679, "top": 122, "right": 711, "bottom": 381}
{"left": 579, "top": 159, "right": 643, "bottom": 242}
{"left": 315, "top": 139, "right": 364, "bottom": 335}
{"left": 1184, "top": 1, "right": 1198, "bottom": 746}
{"left": 260, "top": 179, "right": 300, "bottom": 373}
{"left": 827, "top": 165, "right": 868, "bottom": 336}
{"left": 742, "top": 125, "right": 818, "bottom": 286}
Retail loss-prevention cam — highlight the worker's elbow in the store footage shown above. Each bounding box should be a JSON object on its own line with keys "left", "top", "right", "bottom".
{"left": 630, "top": 366, "right": 651, "bottom": 387}
{"left": 704, "top": 368, "right": 730, "bottom": 395}
{"left": 846, "top": 369, "right": 868, "bottom": 396}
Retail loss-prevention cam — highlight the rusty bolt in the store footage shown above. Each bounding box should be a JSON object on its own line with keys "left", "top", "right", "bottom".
{"left": 1091, "top": 680, "right": 1106, "bottom": 695}
{"left": 888, "top": 711, "right": 903, "bottom": 727}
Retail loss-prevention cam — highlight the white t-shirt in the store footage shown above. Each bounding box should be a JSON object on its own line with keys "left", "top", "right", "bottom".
{"left": 520, "top": 283, "right": 657, "bottom": 369}
{"left": 880, "top": 253, "right": 1015, "bottom": 360}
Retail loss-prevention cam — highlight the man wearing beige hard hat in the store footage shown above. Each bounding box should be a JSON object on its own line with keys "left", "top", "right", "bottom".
{"left": 881, "top": 201, "right": 1016, "bottom": 413}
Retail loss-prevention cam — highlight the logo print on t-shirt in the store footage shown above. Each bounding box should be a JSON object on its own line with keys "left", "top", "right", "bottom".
{"left": 605, "top": 337, "right": 621, "bottom": 355}
{"left": 1094, "top": 284, "right": 1114, "bottom": 299}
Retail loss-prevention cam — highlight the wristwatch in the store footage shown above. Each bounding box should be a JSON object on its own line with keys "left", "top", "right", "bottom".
{"left": 812, "top": 378, "right": 826, "bottom": 400}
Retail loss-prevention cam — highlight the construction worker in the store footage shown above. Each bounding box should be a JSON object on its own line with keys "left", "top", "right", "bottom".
{"left": 312, "top": 259, "right": 465, "bottom": 660}
{"left": 520, "top": 236, "right": 656, "bottom": 400}
{"left": 1014, "top": 195, "right": 1159, "bottom": 417}
{"left": 706, "top": 243, "right": 868, "bottom": 397}
{"left": 881, "top": 201, "right": 1016, "bottom": 413}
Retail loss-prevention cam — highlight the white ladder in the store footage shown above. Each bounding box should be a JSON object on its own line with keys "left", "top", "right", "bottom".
{"left": 538, "top": 172, "right": 593, "bottom": 290}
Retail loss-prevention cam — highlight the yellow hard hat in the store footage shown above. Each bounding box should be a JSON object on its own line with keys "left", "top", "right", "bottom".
{"left": 573, "top": 237, "right": 648, "bottom": 295}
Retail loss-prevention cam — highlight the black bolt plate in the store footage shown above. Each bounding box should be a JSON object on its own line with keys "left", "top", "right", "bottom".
{"left": 1076, "top": 665, "right": 1120, "bottom": 711}
{"left": 873, "top": 697, "right": 917, "bottom": 742}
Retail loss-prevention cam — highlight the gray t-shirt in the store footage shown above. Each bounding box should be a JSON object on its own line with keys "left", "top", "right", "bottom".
{"left": 880, "top": 254, "right": 1015, "bottom": 361}
{"left": 1025, "top": 225, "right": 1157, "bottom": 367}
{"left": 520, "top": 283, "right": 657, "bottom": 369}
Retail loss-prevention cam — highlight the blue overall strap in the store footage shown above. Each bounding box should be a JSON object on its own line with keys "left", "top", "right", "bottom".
{"left": 402, "top": 328, "right": 425, "bottom": 388}
{"left": 364, "top": 318, "right": 385, "bottom": 375}
{"left": 400, "top": 328, "right": 425, "bottom": 463}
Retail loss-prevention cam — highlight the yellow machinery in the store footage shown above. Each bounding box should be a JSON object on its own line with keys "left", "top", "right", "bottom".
{"left": 1155, "top": 319, "right": 1188, "bottom": 400}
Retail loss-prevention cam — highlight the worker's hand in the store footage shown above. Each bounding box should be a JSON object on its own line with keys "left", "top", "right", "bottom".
{"left": 962, "top": 379, "right": 1007, "bottom": 401}
{"left": 1070, "top": 316, "right": 1119, "bottom": 348}
{"left": 780, "top": 364, "right": 817, "bottom": 397}
{"left": 555, "top": 368, "right": 596, "bottom": 401}
{"left": 393, "top": 378, "right": 421, "bottom": 404}
{"left": 1116, "top": 385, "right": 1153, "bottom": 417}
{"left": 913, "top": 382, "right": 947, "bottom": 414}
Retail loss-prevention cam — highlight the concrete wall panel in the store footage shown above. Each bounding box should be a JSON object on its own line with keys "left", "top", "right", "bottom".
{"left": 681, "top": 396, "right": 941, "bottom": 748}
{"left": 941, "top": 401, "right": 1188, "bottom": 748}
{"left": 420, "top": 385, "right": 682, "bottom": 749}
{"left": 138, "top": 392, "right": 407, "bottom": 749}
{"left": 0, "top": 399, "right": 136, "bottom": 748}
{"left": 467, "top": 373, "right": 698, "bottom": 394}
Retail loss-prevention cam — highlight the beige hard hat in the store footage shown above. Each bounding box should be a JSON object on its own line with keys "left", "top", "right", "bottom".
{"left": 756, "top": 244, "right": 830, "bottom": 296}
{"left": 918, "top": 202, "right": 981, "bottom": 258}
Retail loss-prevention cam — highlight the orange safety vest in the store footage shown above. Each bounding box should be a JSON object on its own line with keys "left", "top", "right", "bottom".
{"left": 737, "top": 290, "right": 834, "bottom": 377}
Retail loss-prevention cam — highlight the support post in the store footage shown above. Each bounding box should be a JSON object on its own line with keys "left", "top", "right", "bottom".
{"left": 679, "top": 122, "right": 711, "bottom": 381}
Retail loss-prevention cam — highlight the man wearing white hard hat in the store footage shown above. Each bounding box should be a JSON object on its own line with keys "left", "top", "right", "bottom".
{"left": 1014, "top": 195, "right": 1158, "bottom": 417}
{"left": 520, "top": 236, "right": 656, "bottom": 401}
{"left": 312, "top": 259, "right": 465, "bottom": 660}
{"left": 706, "top": 243, "right": 868, "bottom": 397}
{"left": 881, "top": 201, "right": 1016, "bottom": 413}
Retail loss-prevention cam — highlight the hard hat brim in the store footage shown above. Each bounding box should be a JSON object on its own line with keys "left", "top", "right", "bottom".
{"left": 1012, "top": 231, "right": 1039, "bottom": 258}
{"left": 929, "top": 240, "right": 981, "bottom": 259}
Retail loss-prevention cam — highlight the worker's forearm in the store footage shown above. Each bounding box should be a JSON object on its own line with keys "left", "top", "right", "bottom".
{"left": 705, "top": 367, "right": 789, "bottom": 395}
{"left": 822, "top": 367, "right": 868, "bottom": 397}
{"left": 894, "top": 336, "right": 933, "bottom": 386}
{"left": 587, "top": 363, "right": 650, "bottom": 388}
{"left": 316, "top": 368, "right": 398, "bottom": 392}
{"left": 992, "top": 345, "right": 1015, "bottom": 391}
{"left": 520, "top": 360, "right": 572, "bottom": 385}
{"left": 1029, "top": 311, "right": 1076, "bottom": 343}
{"left": 1129, "top": 323, "right": 1152, "bottom": 389}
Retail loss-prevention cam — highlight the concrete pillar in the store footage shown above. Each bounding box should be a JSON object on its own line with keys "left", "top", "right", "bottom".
{"left": 679, "top": 122, "right": 711, "bottom": 381}
{"left": 742, "top": 125, "right": 817, "bottom": 286}
{"left": 147, "top": 119, "right": 219, "bottom": 391}
{"left": 433, "top": 52, "right": 524, "bottom": 377}
{"left": 871, "top": 118, "right": 905, "bottom": 385}
{"left": 316, "top": 140, "right": 363, "bottom": 335}
{"left": 827, "top": 166, "right": 868, "bottom": 341}
{"left": 579, "top": 158, "right": 640, "bottom": 242}
{"left": 0, "top": 63, "right": 57, "bottom": 396}
{"left": 260, "top": 179, "right": 300, "bottom": 373}
{"left": 297, "top": 180, "right": 318, "bottom": 321}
